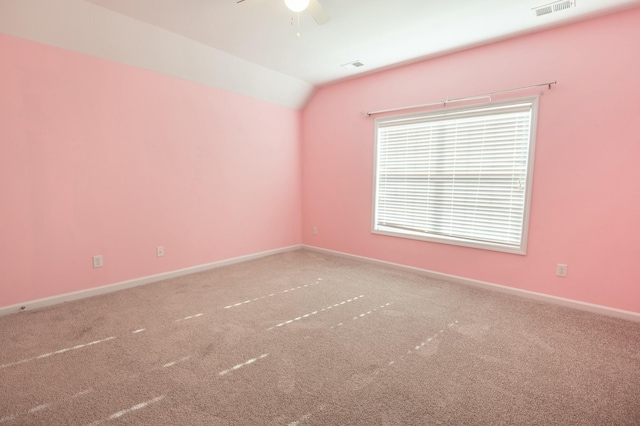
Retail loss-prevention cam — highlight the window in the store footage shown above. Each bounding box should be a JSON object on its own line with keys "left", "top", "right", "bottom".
{"left": 372, "top": 97, "right": 538, "bottom": 254}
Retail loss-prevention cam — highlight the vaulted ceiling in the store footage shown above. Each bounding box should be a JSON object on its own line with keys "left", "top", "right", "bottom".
{"left": 1, "top": 0, "right": 639, "bottom": 109}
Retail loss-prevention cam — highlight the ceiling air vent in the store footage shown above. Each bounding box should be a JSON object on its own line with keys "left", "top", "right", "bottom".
{"left": 341, "top": 60, "right": 364, "bottom": 71}
{"left": 532, "top": 0, "right": 575, "bottom": 17}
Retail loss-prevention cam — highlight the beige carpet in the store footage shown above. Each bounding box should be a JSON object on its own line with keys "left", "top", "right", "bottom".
{"left": 1, "top": 249, "right": 639, "bottom": 425}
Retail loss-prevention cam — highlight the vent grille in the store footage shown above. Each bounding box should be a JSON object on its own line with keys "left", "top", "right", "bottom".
{"left": 535, "top": 6, "right": 553, "bottom": 16}
{"left": 533, "top": 0, "right": 575, "bottom": 17}
{"left": 341, "top": 60, "right": 365, "bottom": 71}
{"left": 553, "top": 1, "right": 573, "bottom": 12}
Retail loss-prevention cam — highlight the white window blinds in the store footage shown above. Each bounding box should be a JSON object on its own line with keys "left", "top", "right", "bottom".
{"left": 373, "top": 98, "right": 537, "bottom": 254}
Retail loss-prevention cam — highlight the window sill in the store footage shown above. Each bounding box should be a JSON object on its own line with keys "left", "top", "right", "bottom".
{"left": 372, "top": 227, "right": 527, "bottom": 255}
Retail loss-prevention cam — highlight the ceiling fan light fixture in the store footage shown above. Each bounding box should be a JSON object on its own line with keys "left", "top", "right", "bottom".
{"left": 284, "top": 0, "right": 310, "bottom": 13}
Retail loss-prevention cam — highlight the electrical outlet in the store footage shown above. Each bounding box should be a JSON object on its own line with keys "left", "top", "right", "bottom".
{"left": 156, "top": 246, "right": 164, "bottom": 257}
{"left": 93, "top": 255, "right": 103, "bottom": 268}
{"left": 312, "top": 226, "right": 317, "bottom": 235}
{"left": 556, "top": 264, "right": 568, "bottom": 277}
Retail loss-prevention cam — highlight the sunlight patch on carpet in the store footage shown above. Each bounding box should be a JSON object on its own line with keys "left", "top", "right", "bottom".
{"left": 162, "top": 356, "right": 192, "bottom": 368}
{"left": 0, "top": 336, "right": 117, "bottom": 370}
{"left": 27, "top": 404, "right": 49, "bottom": 414}
{"left": 174, "top": 313, "right": 203, "bottom": 322}
{"left": 218, "top": 353, "right": 269, "bottom": 377}
{"left": 87, "top": 395, "right": 166, "bottom": 425}
{"left": 223, "top": 278, "right": 326, "bottom": 310}
{"left": 109, "top": 395, "right": 165, "bottom": 420}
{"left": 72, "top": 389, "right": 93, "bottom": 398}
{"left": 388, "top": 321, "right": 458, "bottom": 364}
{"left": 268, "top": 296, "right": 365, "bottom": 330}
{"left": 331, "top": 302, "right": 394, "bottom": 329}
{"left": 288, "top": 412, "right": 312, "bottom": 426}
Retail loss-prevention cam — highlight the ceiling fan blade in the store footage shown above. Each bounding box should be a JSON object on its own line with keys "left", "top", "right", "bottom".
{"left": 308, "top": 0, "right": 331, "bottom": 25}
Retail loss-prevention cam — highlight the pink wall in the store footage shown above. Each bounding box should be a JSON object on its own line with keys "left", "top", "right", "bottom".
{"left": 2, "top": 9, "right": 639, "bottom": 315}
{"left": 0, "top": 34, "right": 301, "bottom": 308}
{"left": 302, "top": 9, "right": 640, "bottom": 313}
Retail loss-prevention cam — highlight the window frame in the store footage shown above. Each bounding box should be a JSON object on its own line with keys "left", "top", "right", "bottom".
{"left": 371, "top": 96, "right": 539, "bottom": 255}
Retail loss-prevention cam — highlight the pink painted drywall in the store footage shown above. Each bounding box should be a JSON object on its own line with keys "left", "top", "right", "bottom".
{"left": 302, "top": 8, "right": 640, "bottom": 313}
{"left": 0, "top": 34, "right": 301, "bottom": 308}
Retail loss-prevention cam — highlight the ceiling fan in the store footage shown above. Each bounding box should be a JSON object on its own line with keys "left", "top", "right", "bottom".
{"left": 236, "top": 0, "right": 331, "bottom": 26}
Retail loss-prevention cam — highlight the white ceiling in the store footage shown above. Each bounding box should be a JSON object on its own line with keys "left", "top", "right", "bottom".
{"left": 1, "top": 0, "right": 640, "bottom": 109}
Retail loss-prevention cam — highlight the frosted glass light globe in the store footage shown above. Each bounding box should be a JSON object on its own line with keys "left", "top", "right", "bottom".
{"left": 284, "top": 0, "right": 310, "bottom": 13}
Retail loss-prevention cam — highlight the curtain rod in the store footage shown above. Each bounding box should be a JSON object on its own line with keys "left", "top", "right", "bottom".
{"left": 363, "top": 81, "right": 557, "bottom": 117}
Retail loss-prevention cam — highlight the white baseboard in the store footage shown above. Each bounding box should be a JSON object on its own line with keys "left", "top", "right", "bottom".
{"left": 302, "top": 245, "right": 640, "bottom": 323}
{"left": 6, "top": 243, "right": 638, "bottom": 323}
{"left": 0, "top": 245, "right": 302, "bottom": 317}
